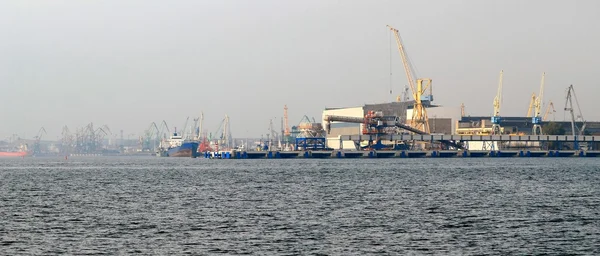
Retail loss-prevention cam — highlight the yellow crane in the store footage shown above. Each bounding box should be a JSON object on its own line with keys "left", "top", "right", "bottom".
{"left": 387, "top": 25, "right": 431, "bottom": 133}
{"left": 543, "top": 101, "right": 555, "bottom": 121}
{"left": 532, "top": 72, "right": 545, "bottom": 135}
{"left": 491, "top": 70, "right": 503, "bottom": 135}
{"left": 526, "top": 93, "right": 536, "bottom": 117}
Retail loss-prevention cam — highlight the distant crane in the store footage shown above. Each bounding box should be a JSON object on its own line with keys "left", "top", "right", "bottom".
{"left": 491, "top": 70, "right": 503, "bottom": 135}
{"left": 268, "top": 118, "right": 279, "bottom": 150}
{"left": 400, "top": 85, "right": 410, "bottom": 102}
{"left": 387, "top": 25, "right": 432, "bottom": 134}
{"left": 212, "top": 115, "right": 232, "bottom": 149}
{"left": 543, "top": 101, "right": 556, "bottom": 121}
{"left": 32, "top": 127, "right": 47, "bottom": 155}
{"left": 198, "top": 112, "right": 204, "bottom": 141}
{"left": 564, "top": 85, "right": 586, "bottom": 136}
{"left": 158, "top": 120, "right": 170, "bottom": 140}
{"left": 60, "top": 126, "right": 73, "bottom": 154}
{"left": 142, "top": 122, "right": 159, "bottom": 152}
{"left": 284, "top": 105, "right": 290, "bottom": 137}
{"left": 526, "top": 93, "right": 536, "bottom": 117}
{"left": 181, "top": 117, "right": 190, "bottom": 139}
{"left": 532, "top": 72, "right": 545, "bottom": 135}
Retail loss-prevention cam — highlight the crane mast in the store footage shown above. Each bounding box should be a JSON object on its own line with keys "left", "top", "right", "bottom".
{"left": 491, "top": 70, "right": 503, "bottom": 135}
{"left": 387, "top": 25, "right": 430, "bottom": 133}
{"left": 532, "top": 72, "right": 545, "bottom": 135}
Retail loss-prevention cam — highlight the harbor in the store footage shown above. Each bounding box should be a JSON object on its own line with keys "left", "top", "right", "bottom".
{"left": 2, "top": 26, "right": 600, "bottom": 159}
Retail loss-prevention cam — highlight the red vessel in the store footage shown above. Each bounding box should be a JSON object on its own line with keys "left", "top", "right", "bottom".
{"left": 0, "top": 151, "right": 28, "bottom": 157}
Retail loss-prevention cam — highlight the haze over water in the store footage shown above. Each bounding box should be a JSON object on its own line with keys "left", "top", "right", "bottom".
{"left": 1, "top": 157, "right": 599, "bottom": 254}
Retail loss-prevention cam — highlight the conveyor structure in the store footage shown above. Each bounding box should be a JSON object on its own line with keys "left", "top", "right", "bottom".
{"left": 324, "top": 112, "right": 464, "bottom": 149}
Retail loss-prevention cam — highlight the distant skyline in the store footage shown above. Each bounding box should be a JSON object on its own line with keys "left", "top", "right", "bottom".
{"left": 2, "top": 0, "right": 599, "bottom": 140}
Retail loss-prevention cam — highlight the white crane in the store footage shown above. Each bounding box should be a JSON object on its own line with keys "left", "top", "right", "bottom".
{"left": 491, "top": 70, "right": 503, "bottom": 135}
{"left": 532, "top": 72, "right": 545, "bottom": 135}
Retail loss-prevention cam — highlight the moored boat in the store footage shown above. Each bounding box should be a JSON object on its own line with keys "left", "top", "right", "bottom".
{"left": 157, "top": 131, "right": 199, "bottom": 158}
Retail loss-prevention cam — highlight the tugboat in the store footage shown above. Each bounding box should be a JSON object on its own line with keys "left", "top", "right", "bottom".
{"left": 157, "top": 129, "right": 199, "bottom": 158}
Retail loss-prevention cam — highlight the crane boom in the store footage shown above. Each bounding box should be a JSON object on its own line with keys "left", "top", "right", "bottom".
{"left": 387, "top": 25, "right": 416, "bottom": 101}
{"left": 493, "top": 70, "right": 503, "bottom": 117}
{"left": 531, "top": 72, "right": 545, "bottom": 135}
{"left": 526, "top": 93, "right": 536, "bottom": 117}
{"left": 535, "top": 72, "right": 545, "bottom": 117}
{"left": 491, "top": 70, "right": 503, "bottom": 135}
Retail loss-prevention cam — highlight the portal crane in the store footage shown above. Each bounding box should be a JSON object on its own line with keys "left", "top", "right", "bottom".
{"left": 491, "top": 70, "right": 503, "bottom": 135}
{"left": 387, "top": 25, "right": 431, "bottom": 134}
{"left": 32, "top": 127, "right": 47, "bottom": 155}
{"left": 158, "top": 120, "right": 170, "bottom": 140}
{"left": 143, "top": 122, "right": 159, "bottom": 152}
{"left": 564, "top": 85, "right": 586, "bottom": 136}
{"left": 532, "top": 72, "right": 545, "bottom": 135}
{"left": 212, "top": 115, "right": 232, "bottom": 149}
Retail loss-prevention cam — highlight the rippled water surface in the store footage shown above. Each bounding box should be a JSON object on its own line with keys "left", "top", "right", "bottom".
{"left": 1, "top": 157, "right": 599, "bottom": 255}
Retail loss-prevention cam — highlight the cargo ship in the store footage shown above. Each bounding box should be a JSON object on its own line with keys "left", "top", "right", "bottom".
{"left": 0, "top": 151, "right": 28, "bottom": 157}
{"left": 157, "top": 131, "right": 199, "bottom": 158}
{"left": 0, "top": 144, "right": 29, "bottom": 157}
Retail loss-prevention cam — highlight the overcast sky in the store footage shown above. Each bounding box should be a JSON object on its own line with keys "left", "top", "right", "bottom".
{"left": 1, "top": 0, "right": 599, "bottom": 140}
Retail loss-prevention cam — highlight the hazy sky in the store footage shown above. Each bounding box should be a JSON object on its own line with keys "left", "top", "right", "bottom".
{"left": 1, "top": 0, "right": 599, "bottom": 140}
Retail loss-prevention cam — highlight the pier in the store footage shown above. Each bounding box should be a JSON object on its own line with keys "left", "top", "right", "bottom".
{"left": 203, "top": 149, "right": 600, "bottom": 159}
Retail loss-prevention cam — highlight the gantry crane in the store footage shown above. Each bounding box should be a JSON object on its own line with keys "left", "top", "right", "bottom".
{"left": 387, "top": 25, "right": 431, "bottom": 134}
{"left": 526, "top": 93, "right": 536, "bottom": 117}
{"left": 491, "top": 70, "right": 503, "bottom": 135}
{"left": 532, "top": 72, "right": 545, "bottom": 135}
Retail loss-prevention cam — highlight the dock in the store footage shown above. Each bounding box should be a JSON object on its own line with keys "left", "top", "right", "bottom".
{"left": 203, "top": 150, "right": 600, "bottom": 159}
